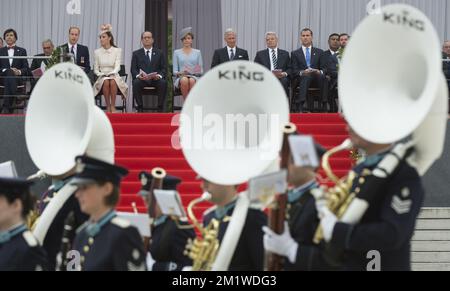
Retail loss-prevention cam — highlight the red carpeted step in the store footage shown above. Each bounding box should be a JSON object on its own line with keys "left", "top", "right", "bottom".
{"left": 115, "top": 135, "right": 178, "bottom": 146}
{"left": 108, "top": 113, "right": 178, "bottom": 124}
{"left": 294, "top": 124, "right": 348, "bottom": 135}
{"left": 116, "top": 146, "right": 184, "bottom": 158}
{"left": 113, "top": 124, "right": 179, "bottom": 135}
{"left": 116, "top": 158, "right": 192, "bottom": 170}
{"left": 291, "top": 114, "right": 346, "bottom": 124}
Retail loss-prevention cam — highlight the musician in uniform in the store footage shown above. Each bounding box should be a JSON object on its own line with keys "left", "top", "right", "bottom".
{"left": 71, "top": 156, "right": 146, "bottom": 271}
{"left": 200, "top": 178, "right": 267, "bottom": 271}
{"left": 316, "top": 127, "right": 425, "bottom": 271}
{"left": 263, "top": 135, "right": 338, "bottom": 271}
{"left": 0, "top": 177, "right": 49, "bottom": 271}
{"left": 138, "top": 171, "right": 196, "bottom": 271}
{"left": 41, "top": 172, "right": 88, "bottom": 271}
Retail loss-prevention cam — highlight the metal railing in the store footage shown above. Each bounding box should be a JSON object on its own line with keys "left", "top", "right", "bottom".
{"left": 0, "top": 56, "right": 51, "bottom": 60}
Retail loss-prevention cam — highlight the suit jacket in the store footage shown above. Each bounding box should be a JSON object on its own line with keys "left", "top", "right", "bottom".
{"left": 60, "top": 43, "right": 91, "bottom": 74}
{"left": 30, "top": 53, "right": 49, "bottom": 72}
{"left": 443, "top": 52, "right": 450, "bottom": 80}
{"left": 291, "top": 47, "right": 324, "bottom": 77}
{"left": 211, "top": 47, "right": 249, "bottom": 68}
{"left": 0, "top": 46, "right": 29, "bottom": 76}
{"left": 254, "top": 48, "right": 291, "bottom": 77}
{"left": 321, "top": 50, "right": 339, "bottom": 79}
{"left": 131, "top": 47, "right": 167, "bottom": 80}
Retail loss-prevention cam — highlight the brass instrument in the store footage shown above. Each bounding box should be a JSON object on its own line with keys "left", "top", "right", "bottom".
{"left": 26, "top": 209, "right": 40, "bottom": 231}
{"left": 184, "top": 193, "right": 220, "bottom": 271}
{"left": 313, "top": 139, "right": 355, "bottom": 244}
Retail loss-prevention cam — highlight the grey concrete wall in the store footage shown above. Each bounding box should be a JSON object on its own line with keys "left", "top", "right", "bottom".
{"left": 0, "top": 116, "right": 50, "bottom": 196}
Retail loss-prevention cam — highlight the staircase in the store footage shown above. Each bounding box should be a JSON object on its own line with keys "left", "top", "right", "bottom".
{"left": 109, "top": 113, "right": 350, "bottom": 220}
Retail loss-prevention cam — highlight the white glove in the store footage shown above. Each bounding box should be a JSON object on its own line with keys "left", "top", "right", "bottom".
{"left": 146, "top": 252, "right": 156, "bottom": 271}
{"left": 182, "top": 266, "right": 193, "bottom": 271}
{"left": 262, "top": 222, "right": 298, "bottom": 264}
{"left": 318, "top": 206, "right": 338, "bottom": 243}
{"left": 311, "top": 187, "right": 326, "bottom": 200}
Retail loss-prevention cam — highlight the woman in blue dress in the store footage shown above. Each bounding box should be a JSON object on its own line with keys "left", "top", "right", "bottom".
{"left": 173, "top": 27, "right": 204, "bottom": 100}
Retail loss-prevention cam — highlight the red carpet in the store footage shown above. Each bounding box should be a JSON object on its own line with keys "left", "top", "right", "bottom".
{"left": 109, "top": 113, "right": 351, "bottom": 218}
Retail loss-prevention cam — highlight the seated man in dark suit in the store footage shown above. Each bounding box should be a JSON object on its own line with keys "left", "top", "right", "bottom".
{"left": 60, "top": 27, "right": 91, "bottom": 75}
{"left": 291, "top": 28, "right": 327, "bottom": 113}
{"left": 254, "top": 32, "right": 291, "bottom": 97}
{"left": 443, "top": 41, "right": 450, "bottom": 112}
{"left": 0, "top": 29, "right": 29, "bottom": 114}
{"left": 211, "top": 29, "right": 249, "bottom": 68}
{"left": 30, "top": 39, "right": 54, "bottom": 92}
{"left": 131, "top": 31, "right": 168, "bottom": 112}
{"left": 321, "top": 33, "right": 341, "bottom": 113}
{"left": 443, "top": 42, "right": 450, "bottom": 85}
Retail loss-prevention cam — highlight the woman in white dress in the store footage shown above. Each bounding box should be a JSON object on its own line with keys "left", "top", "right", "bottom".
{"left": 173, "top": 28, "right": 203, "bottom": 100}
{"left": 93, "top": 25, "right": 128, "bottom": 113}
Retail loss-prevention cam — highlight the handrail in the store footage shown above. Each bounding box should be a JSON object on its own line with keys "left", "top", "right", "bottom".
{"left": 0, "top": 56, "right": 51, "bottom": 60}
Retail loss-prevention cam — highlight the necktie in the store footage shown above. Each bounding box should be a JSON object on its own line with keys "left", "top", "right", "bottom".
{"left": 305, "top": 47, "right": 311, "bottom": 68}
{"left": 7, "top": 46, "right": 15, "bottom": 50}
{"left": 70, "top": 45, "right": 76, "bottom": 60}
{"left": 146, "top": 50, "right": 151, "bottom": 62}
{"left": 230, "top": 49, "right": 235, "bottom": 60}
{"left": 271, "top": 49, "right": 278, "bottom": 70}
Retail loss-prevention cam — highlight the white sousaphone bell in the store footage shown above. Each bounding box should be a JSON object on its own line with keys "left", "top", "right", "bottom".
{"left": 339, "top": 3, "right": 448, "bottom": 175}
{"left": 25, "top": 62, "right": 115, "bottom": 244}
{"left": 179, "top": 61, "right": 290, "bottom": 270}
{"left": 336, "top": 3, "right": 448, "bottom": 225}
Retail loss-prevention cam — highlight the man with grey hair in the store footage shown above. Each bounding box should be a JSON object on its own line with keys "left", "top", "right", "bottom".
{"left": 254, "top": 32, "right": 291, "bottom": 97}
{"left": 30, "top": 39, "right": 54, "bottom": 91}
{"left": 211, "top": 29, "right": 249, "bottom": 68}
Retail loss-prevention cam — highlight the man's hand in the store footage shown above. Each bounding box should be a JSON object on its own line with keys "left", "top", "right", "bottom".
{"left": 273, "top": 70, "right": 285, "bottom": 79}
{"left": 11, "top": 68, "right": 21, "bottom": 76}
{"left": 262, "top": 222, "right": 298, "bottom": 264}
{"left": 301, "top": 69, "right": 313, "bottom": 76}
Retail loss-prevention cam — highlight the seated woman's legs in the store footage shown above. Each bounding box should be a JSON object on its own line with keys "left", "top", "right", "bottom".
{"left": 110, "top": 80, "right": 118, "bottom": 113}
{"left": 102, "top": 80, "right": 112, "bottom": 112}
{"left": 188, "top": 78, "right": 196, "bottom": 94}
{"left": 179, "top": 77, "right": 190, "bottom": 99}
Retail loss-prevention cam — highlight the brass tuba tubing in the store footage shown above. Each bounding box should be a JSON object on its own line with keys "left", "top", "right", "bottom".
{"left": 313, "top": 139, "right": 354, "bottom": 244}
